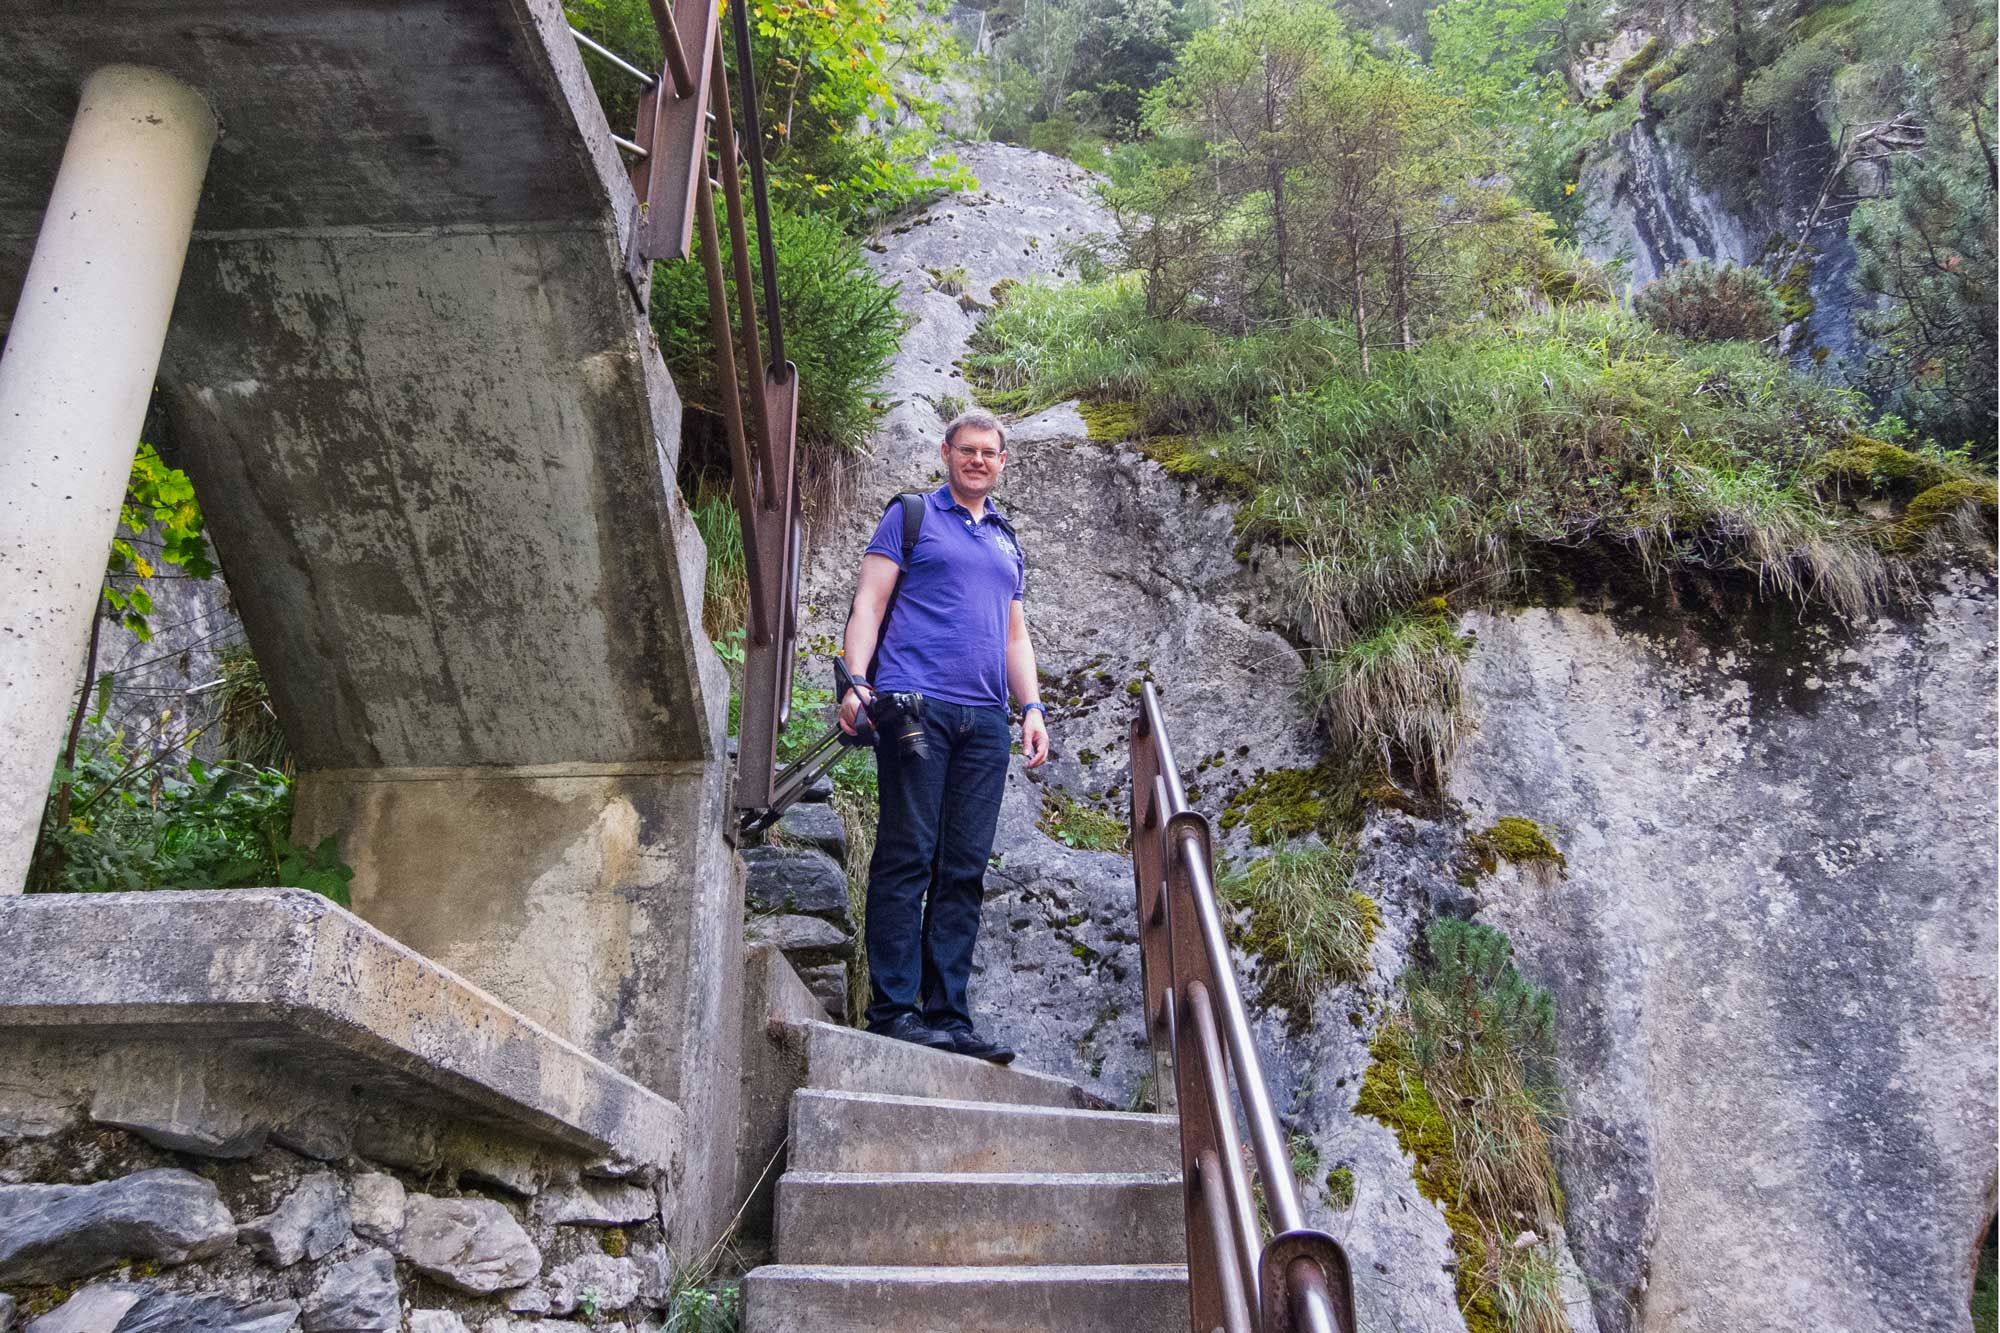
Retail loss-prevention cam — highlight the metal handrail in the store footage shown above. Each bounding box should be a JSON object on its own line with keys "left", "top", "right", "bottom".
{"left": 566, "top": 3, "right": 802, "bottom": 819}
{"left": 1128, "top": 683, "right": 1357, "bottom": 1333}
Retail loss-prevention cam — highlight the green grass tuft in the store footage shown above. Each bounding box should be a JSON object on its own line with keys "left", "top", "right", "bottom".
{"left": 1310, "top": 601, "right": 1471, "bottom": 785}
{"left": 1223, "top": 841, "right": 1381, "bottom": 1015}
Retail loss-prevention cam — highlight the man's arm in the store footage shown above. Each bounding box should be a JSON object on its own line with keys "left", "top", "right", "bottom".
{"left": 1006, "top": 600, "right": 1049, "bottom": 768}
{"left": 839, "top": 553, "right": 901, "bottom": 734}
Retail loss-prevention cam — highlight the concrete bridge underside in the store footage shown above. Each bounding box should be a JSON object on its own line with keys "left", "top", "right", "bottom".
{"left": 0, "top": 0, "right": 741, "bottom": 1245}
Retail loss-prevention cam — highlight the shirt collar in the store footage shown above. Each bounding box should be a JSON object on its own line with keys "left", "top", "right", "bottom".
{"left": 931, "top": 484, "right": 1003, "bottom": 522}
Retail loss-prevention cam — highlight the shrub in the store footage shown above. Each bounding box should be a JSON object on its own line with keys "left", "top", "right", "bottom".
{"left": 653, "top": 203, "right": 903, "bottom": 463}
{"left": 32, "top": 735, "right": 351, "bottom": 903}
{"left": 1357, "top": 918, "right": 1567, "bottom": 1333}
{"left": 1223, "top": 841, "right": 1381, "bottom": 1014}
{"left": 1633, "top": 260, "right": 1787, "bottom": 343}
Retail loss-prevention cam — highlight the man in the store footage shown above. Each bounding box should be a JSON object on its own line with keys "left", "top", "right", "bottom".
{"left": 839, "top": 408, "right": 1050, "bottom": 1064}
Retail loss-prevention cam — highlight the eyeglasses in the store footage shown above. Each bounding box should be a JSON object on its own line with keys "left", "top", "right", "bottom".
{"left": 950, "top": 445, "right": 1005, "bottom": 463}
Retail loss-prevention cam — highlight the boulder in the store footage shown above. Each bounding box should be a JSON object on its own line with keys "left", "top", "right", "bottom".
{"left": 114, "top": 1293, "right": 301, "bottom": 1333}
{"left": 537, "top": 1179, "right": 655, "bottom": 1227}
{"left": 407, "top": 1315, "right": 468, "bottom": 1333}
{"left": 772, "top": 802, "right": 848, "bottom": 865}
{"left": 348, "top": 1173, "right": 406, "bottom": 1245}
{"left": 22, "top": 1284, "right": 147, "bottom": 1333}
{"left": 240, "top": 1172, "right": 350, "bottom": 1267}
{"left": 795, "top": 962, "right": 850, "bottom": 1023}
{"left": 0, "top": 1169, "right": 236, "bottom": 1284}
{"left": 396, "top": 1195, "right": 541, "bottom": 1294}
{"left": 540, "top": 1253, "right": 640, "bottom": 1317}
{"left": 743, "top": 913, "right": 851, "bottom": 967}
{"left": 302, "top": 1249, "right": 400, "bottom": 1332}
{"left": 741, "top": 847, "right": 850, "bottom": 929}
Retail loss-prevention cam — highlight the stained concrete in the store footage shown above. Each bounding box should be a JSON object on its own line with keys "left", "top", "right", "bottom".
{"left": 1, "top": 0, "right": 740, "bottom": 1250}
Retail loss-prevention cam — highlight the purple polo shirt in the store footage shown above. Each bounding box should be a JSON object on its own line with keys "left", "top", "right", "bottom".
{"left": 865, "top": 486, "right": 1025, "bottom": 708}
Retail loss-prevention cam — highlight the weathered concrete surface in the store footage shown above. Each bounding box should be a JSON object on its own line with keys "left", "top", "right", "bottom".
{"left": 787, "top": 1089, "right": 1177, "bottom": 1175}
{"left": 0, "top": 890, "right": 685, "bottom": 1171}
{"left": 740, "top": 1263, "right": 1190, "bottom": 1332}
{"left": 0, "top": 0, "right": 740, "bottom": 1248}
{"left": 1451, "top": 572, "right": 2000, "bottom": 1333}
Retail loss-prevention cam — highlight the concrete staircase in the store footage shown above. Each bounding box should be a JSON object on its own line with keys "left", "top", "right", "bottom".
{"left": 740, "top": 1016, "right": 1189, "bottom": 1332}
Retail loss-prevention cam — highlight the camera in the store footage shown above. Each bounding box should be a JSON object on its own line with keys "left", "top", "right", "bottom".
{"left": 866, "top": 689, "right": 929, "bottom": 761}
{"left": 835, "top": 656, "right": 928, "bottom": 761}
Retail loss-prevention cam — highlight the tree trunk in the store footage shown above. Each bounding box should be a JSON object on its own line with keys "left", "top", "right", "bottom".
{"left": 1264, "top": 55, "right": 1291, "bottom": 308}
{"left": 1392, "top": 217, "right": 1412, "bottom": 350}
{"left": 1352, "top": 238, "right": 1371, "bottom": 376}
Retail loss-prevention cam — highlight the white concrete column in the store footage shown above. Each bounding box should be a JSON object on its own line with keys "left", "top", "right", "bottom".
{"left": 0, "top": 66, "right": 217, "bottom": 893}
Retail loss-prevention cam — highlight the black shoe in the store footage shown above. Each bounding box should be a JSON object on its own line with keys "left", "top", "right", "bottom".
{"left": 941, "top": 1025, "right": 1016, "bottom": 1065}
{"left": 870, "top": 1013, "right": 958, "bottom": 1051}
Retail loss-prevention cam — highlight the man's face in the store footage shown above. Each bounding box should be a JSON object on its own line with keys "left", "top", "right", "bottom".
{"left": 941, "top": 425, "right": 1007, "bottom": 500}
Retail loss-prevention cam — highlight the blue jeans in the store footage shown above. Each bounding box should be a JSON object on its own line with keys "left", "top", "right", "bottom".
{"left": 864, "top": 698, "right": 1011, "bottom": 1031}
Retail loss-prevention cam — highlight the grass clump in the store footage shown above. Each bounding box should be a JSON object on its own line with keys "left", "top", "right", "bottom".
{"left": 1038, "top": 788, "right": 1129, "bottom": 852}
{"left": 1326, "top": 1164, "right": 1357, "bottom": 1210}
{"left": 1469, "top": 817, "right": 1567, "bottom": 878}
{"left": 1356, "top": 919, "right": 1568, "bottom": 1333}
{"left": 1223, "top": 841, "right": 1381, "bottom": 1015}
{"left": 688, "top": 475, "right": 748, "bottom": 643}
{"left": 1310, "top": 599, "right": 1471, "bottom": 785}
{"left": 1893, "top": 478, "right": 2000, "bottom": 550}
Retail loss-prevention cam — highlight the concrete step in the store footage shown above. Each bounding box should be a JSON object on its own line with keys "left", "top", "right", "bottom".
{"left": 782, "top": 1019, "right": 1094, "bottom": 1110}
{"left": 740, "top": 1263, "right": 1191, "bottom": 1332}
{"left": 789, "top": 1088, "right": 1180, "bottom": 1175}
{"left": 774, "top": 1171, "right": 1186, "bottom": 1267}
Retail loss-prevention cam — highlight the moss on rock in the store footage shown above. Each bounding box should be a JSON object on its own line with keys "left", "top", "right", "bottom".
{"left": 1893, "top": 478, "right": 2000, "bottom": 548}
{"left": 1469, "top": 816, "right": 1567, "bottom": 876}
{"left": 1079, "top": 399, "right": 1140, "bottom": 442}
{"left": 1817, "top": 436, "right": 1952, "bottom": 495}
{"left": 1219, "top": 761, "right": 1360, "bottom": 845}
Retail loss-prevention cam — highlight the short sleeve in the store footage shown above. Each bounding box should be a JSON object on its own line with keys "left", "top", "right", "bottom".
{"left": 863, "top": 503, "right": 908, "bottom": 567}
{"left": 1013, "top": 549, "right": 1025, "bottom": 601}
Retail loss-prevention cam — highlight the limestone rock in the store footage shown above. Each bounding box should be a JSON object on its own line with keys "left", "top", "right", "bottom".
{"left": 241, "top": 1172, "right": 350, "bottom": 1267}
{"left": 453, "top": 1138, "right": 542, "bottom": 1197}
{"left": 397, "top": 1194, "right": 541, "bottom": 1294}
{"left": 0, "top": 1292, "right": 15, "bottom": 1333}
{"left": 88, "top": 1049, "right": 268, "bottom": 1158}
{"left": 349, "top": 1173, "right": 406, "bottom": 1245}
{"left": 0, "top": 1169, "right": 236, "bottom": 1284}
{"left": 772, "top": 802, "right": 848, "bottom": 865}
{"left": 741, "top": 847, "right": 850, "bottom": 929}
{"left": 541, "top": 1253, "right": 640, "bottom": 1317}
{"left": 503, "top": 1289, "right": 550, "bottom": 1315}
{"left": 352, "top": 1116, "right": 439, "bottom": 1172}
{"left": 743, "top": 913, "right": 851, "bottom": 966}
{"left": 794, "top": 962, "right": 849, "bottom": 1023}
{"left": 538, "top": 1178, "right": 655, "bottom": 1227}
{"left": 23, "top": 1284, "right": 147, "bottom": 1333}
{"left": 302, "top": 1249, "right": 400, "bottom": 1332}
{"left": 407, "top": 1314, "right": 468, "bottom": 1333}
{"left": 114, "top": 1293, "right": 301, "bottom": 1333}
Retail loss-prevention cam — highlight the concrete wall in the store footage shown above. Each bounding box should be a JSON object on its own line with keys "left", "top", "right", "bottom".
{"left": 1, "top": 0, "right": 746, "bottom": 1251}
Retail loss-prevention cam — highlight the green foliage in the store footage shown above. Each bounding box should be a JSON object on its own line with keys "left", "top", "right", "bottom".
{"left": 1309, "top": 600, "right": 1470, "bottom": 785}
{"left": 653, "top": 203, "right": 903, "bottom": 461}
{"left": 1358, "top": 918, "right": 1566, "bottom": 1332}
{"left": 104, "top": 443, "right": 214, "bottom": 641}
{"left": 981, "top": 0, "right": 1195, "bottom": 148}
{"left": 1633, "top": 260, "right": 1786, "bottom": 343}
{"left": 689, "top": 476, "right": 749, "bottom": 642}
{"left": 1325, "top": 1163, "right": 1356, "bottom": 1210}
{"left": 32, "top": 734, "right": 351, "bottom": 904}
{"left": 1223, "top": 841, "right": 1380, "bottom": 1015}
{"left": 1037, "top": 788, "right": 1128, "bottom": 852}
{"left": 565, "top": 0, "right": 971, "bottom": 223}
{"left": 1219, "top": 762, "right": 1360, "bottom": 847}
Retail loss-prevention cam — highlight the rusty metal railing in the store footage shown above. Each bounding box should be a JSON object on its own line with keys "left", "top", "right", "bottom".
{"left": 1129, "top": 683, "right": 1357, "bottom": 1333}
{"left": 569, "top": 0, "right": 801, "bottom": 815}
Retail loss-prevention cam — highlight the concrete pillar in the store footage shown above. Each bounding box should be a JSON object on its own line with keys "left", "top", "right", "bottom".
{"left": 0, "top": 66, "right": 216, "bottom": 893}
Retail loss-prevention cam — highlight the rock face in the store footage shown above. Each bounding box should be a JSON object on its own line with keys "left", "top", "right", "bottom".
{"left": 240, "top": 1171, "right": 351, "bottom": 1267}
{"left": 1450, "top": 577, "right": 1999, "bottom": 1333}
{"left": 0, "top": 1168, "right": 237, "bottom": 1283}
{"left": 302, "top": 1249, "right": 401, "bottom": 1331}
{"left": 809, "top": 139, "right": 2000, "bottom": 1333}
{"left": 396, "top": 1195, "right": 542, "bottom": 1294}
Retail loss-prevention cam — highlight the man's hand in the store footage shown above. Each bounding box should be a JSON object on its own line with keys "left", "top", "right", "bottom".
{"left": 1021, "top": 710, "right": 1050, "bottom": 769}
{"left": 838, "top": 686, "right": 873, "bottom": 737}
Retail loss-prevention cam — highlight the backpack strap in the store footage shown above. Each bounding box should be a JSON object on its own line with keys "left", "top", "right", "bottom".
{"left": 861, "top": 492, "right": 927, "bottom": 683}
